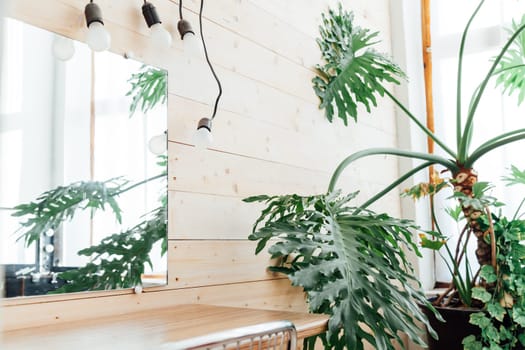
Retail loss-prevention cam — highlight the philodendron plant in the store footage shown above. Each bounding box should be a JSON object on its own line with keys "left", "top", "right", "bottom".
{"left": 246, "top": 1, "right": 525, "bottom": 349}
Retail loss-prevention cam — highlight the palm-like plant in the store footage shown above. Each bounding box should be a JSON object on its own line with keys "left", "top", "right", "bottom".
{"left": 319, "top": 0, "right": 525, "bottom": 301}
{"left": 248, "top": 1, "right": 525, "bottom": 349}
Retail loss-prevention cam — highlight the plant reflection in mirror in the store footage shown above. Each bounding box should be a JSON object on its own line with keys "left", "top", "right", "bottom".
{"left": 11, "top": 66, "right": 168, "bottom": 293}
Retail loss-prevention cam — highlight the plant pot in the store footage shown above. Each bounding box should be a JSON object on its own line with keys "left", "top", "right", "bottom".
{"left": 421, "top": 303, "right": 481, "bottom": 350}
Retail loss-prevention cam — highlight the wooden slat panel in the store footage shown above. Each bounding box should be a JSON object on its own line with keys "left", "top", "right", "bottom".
{"left": 167, "top": 187, "right": 402, "bottom": 241}
{"left": 168, "top": 0, "right": 320, "bottom": 68}
{"left": 247, "top": 0, "right": 393, "bottom": 46}
{"left": 2, "top": 279, "right": 306, "bottom": 331}
{"left": 168, "top": 143, "right": 329, "bottom": 197}
{"left": 168, "top": 191, "right": 262, "bottom": 240}
{"left": 167, "top": 240, "right": 280, "bottom": 288}
{"left": 167, "top": 95, "right": 398, "bottom": 173}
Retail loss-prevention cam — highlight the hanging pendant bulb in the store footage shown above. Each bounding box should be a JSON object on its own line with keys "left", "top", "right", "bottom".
{"left": 148, "top": 133, "right": 167, "bottom": 155}
{"left": 143, "top": 1, "right": 172, "bottom": 49}
{"left": 177, "top": 19, "right": 202, "bottom": 58}
{"left": 84, "top": 2, "right": 111, "bottom": 52}
{"left": 52, "top": 36, "right": 75, "bottom": 61}
{"left": 193, "top": 118, "right": 213, "bottom": 150}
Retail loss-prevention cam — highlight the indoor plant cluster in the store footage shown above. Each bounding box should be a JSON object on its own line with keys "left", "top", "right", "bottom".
{"left": 247, "top": 1, "right": 525, "bottom": 349}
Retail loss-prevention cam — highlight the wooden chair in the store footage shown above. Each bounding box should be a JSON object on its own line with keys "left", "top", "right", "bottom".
{"left": 161, "top": 320, "right": 297, "bottom": 350}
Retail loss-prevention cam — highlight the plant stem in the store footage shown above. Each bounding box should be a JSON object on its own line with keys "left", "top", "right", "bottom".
{"left": 384, "top": 90, "right": 457, "bottom": 158}
{"left": 485, "top": 206, "right": 497, "bottom": 271}
{"left": 359, "top": 161, "right": 435, "bottom": 210}
{"left": 466, "top": 133, "right": 525, "bottom": 168}
{"left": 114, "top": 173, "right": 166, "bottom": 196}
{"left": 459, "top": 22, "right": 525, "bottom": 162}
{"left": 328, "top": 148, "right": 458, "bottom": 192}
{"left": 512, "top": 197, "right": 525, "bottom": 221}
{"left": 456, "top": 0, "right": 486, "bottom": 155}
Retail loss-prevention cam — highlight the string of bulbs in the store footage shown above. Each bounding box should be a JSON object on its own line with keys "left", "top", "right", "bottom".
{"left": 82, "top": 0, "right": 222, "bottom": 150}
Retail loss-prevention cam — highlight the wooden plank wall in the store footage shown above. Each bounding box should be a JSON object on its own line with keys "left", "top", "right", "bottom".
{"left": 2, "top": 0, "right": 401, "bottom": 335}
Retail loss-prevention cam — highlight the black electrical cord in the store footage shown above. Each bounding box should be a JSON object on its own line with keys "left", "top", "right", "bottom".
{"left": 199, "top": 0, "right": 222, "bottom": 120}
{"left": 179, "top": 0, "right": 183, "bottom": 20}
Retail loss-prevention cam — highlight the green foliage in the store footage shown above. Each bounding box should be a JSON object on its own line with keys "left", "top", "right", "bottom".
{"left": 402, "top": 179, "right": 449, "bottom": 200}
{"left": 494, "top": 15, "right": 525, "bottom": 105}
{"left": 467, "top": 215, "right": 525, "bottom": 349}
{"left": 126, "top": 65, "right": 167, "bottom": 117}
{"left": 245, "top": 191, "right": 438, "bottom": 350}
{"left": 12, "top": 178, "right": 127, "bottom": 247}
{"left": 446, "top": 205, "right": 463, "bottom": 222}
{"left": 503, "top": 165, "right": 525, "bottom": 186}
{"left": 51, "top": 205, "right": 167, "bottom": 293}
{"left": 312, "top": 4, "right": 405, "bottom": 125}
{"left": 452, "top": 182, "right": 503, "bottom": 210}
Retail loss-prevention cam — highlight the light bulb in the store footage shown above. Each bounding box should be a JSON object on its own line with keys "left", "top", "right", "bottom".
{"left": 86, "top": 22, "right": 111, "bottom": 52}
{"left": 148, "top": 133, "right": 167, "bottom": 155}
{"left": 150, "top": 23, "right": 172, "bottom": 49}
{"left": 182, "top": 32, "right": 203, "bottom": 58}
{"left": 193, "top": 124, "right": 213, "bottom": 150}
{"left": 52, "top": 36, "right": 75, "bottom": 61}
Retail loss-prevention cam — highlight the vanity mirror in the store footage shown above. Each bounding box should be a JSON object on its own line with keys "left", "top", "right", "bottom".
{"left": 0, "top": 18, "right": 168, "bottom": 298}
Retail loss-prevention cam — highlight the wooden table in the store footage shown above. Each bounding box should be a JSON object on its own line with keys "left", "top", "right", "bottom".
{"left": 2, "top": 304, "right": 329, "bottom": 349}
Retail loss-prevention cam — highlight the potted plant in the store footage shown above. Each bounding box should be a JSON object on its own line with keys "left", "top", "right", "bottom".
{"left": 245, "top": 2, "right": 525, "bottom": 349}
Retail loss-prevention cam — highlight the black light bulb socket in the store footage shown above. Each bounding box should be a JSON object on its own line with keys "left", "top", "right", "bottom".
{"left": 142, "top": 1, "right": 161, "bottom": 28}
{"left": 197, "top": 118, "right": 212, "bottom": 131}
{"left": 177, "top": 19, "right": 195, "bottom": 39}
{"left": 85, "top": 2, "right": 104, "bottom": 27}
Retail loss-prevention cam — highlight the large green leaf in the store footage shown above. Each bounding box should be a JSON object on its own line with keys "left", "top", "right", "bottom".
{"left": 247, "top": 191, "right": 438, "bottom": 350}
{"left": 52, "top": 205, "right": 167, "bottom": 293}
{"left": 312, "top": 5, "right": 406, "bottom": 125}
{"left": 12, "top": 177, "right": 128, "bottom": 246}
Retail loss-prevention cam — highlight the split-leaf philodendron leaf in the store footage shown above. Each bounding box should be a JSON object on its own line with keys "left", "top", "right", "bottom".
{"left": 245, "top": 191, "right": 439, "bottom": 350}
{"left": 312, "top": 4, "right": 406, "bottom": 125}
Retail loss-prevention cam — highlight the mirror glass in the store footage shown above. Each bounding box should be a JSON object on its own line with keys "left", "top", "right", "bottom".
{"left": 0, "top": 18, "right": 168, "bottom": 298}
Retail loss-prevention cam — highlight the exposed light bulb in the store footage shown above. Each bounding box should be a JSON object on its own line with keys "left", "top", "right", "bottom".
{"left": 182, "top": 32, "right": 203, "bottom": 58}
{"left": 193, "top": 118, "right": 213, "bottom": 150}
{"left": 148, "top": 133, "right": 167, "bottom": 155}
{"left": 142, "top": 1, "right": 171, "bottom": 49}
{"left": 52, "top": 36, "right": 75, "bottom": 61}
{"left": 150, "top": 23, "right": 172, "bottom": 49}
{"left": 85, "top": 2, "right": 110, "bottom": 52}
{"left": 178, "top": 19, "right": 202, "bottom": 59}
{"left": 86, "top": 22, "right": 111, "bottom": 52}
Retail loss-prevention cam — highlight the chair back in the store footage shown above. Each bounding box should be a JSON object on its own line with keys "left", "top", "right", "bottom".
{"left": 161, "top": 320, "right": 297, "bottom": 350}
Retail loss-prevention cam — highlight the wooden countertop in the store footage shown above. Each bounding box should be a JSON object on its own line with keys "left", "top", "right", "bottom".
{"left": 2, "top": 304, "right": 329, "bottom": 349}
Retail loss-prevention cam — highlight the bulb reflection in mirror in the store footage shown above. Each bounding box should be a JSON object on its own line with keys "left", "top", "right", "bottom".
{"left": 86, "top": 22, "right": 111, "bottom": 52}
{"left": 52, "top": 36, "right": 75, "bottom": 61}
{"left": 148, "top": 133, "right": 167, "bottom": 155}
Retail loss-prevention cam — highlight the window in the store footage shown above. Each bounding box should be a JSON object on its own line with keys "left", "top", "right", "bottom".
{"left": 428, "top": 1, "right": 525, "bottom": 283}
